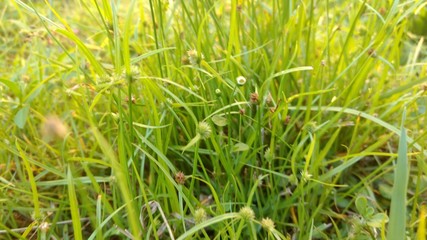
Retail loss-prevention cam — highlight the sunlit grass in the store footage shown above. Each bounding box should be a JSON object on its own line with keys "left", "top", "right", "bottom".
{"left": 1, "top": 0, "right": 427, "bottom": 239}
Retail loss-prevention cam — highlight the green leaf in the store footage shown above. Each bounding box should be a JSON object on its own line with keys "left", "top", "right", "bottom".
{"left": 232, "top": 142, "right": 249, "bottom": 152}
{"left": 14, "top": 105, "right": 30, "bottom": 129}
{"left": 25, "top": 84, "right": 43, "bottom": 104}
{"left": 367, "top": 213, "right": 389, "bottom": 228}
{"left": 355, "top": 196, "right": 368, "bottom": 216}
{"left": 365, "top": 207, "right": 375, "bottom": 217}
{"left": 378, "top": 181, "right": 393, "bottom": 199}
{"left": 416, "top": 97, "right": 426, "bottom": 114}
{"left": 211, "top": 115, "right": 228, "bottom": 126}
{"left": 0, "top": 78, "right": 21, "bottom": 97}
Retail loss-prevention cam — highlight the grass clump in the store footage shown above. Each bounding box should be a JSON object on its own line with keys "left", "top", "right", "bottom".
{"left": 1, "top": 0, "right": 427, "bottom": 239}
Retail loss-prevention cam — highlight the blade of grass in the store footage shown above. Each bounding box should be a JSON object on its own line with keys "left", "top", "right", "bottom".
{"left": 15, "top": 141, "right": 41, "bottom": 220}
{"left": 176, "top": 213, "right": 240, "bottom": 240}
{"left": 91, "top": 126, "right": 140, "bottom": 238}
{"left": 417, "top": 204, "right": 426, "bottom": 240}
{"left": 287, "top": 105, "right": 426, "bottom": 154}
{"left": 387, "top": 108, "right": 409, "bottom": 240}
{"left": 55, "top": 29, "right": 105, "bottom": 76}
{"left": 67, "top": 165, "right": 83, "bottom": 240}
{"left": 13, "top": 0, "right": 63, "bottom": 28}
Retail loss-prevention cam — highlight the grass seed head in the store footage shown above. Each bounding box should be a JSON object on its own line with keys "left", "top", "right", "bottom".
{"left": 121, "top": 65, "right": 141, "bottom": 79}
{"left": 239, "top": 108, "right": 246, "bottom": 115}
{"left": 284, "top": 115, "right": 291, "bottom": 125}
{"left": 367, "top": 48, "right": 377, "bottom": 58}
{"left": 174, "top": 171, "right": 186, "bottom": 185}
{"left": 194, "top": 208, "right": 207, "bottom": 224}
{"left": 250, "top": 92, "right": 259, "bottom": 104}
{"left": 303, "top": 121, "right": 317, "bottom": 134}
{"left": 265, "top": 92, "right": 273, "bottom": 105}
{"left": 261, "top": 217, "right": 275, "bottom": 232}
{"left": 301, "top": 170, "right": 313, "bottom": 182}
{"left": 197, "top": 122, "right": 212, "bottom": 140}
{"left": 187, "top": 49, "right": 204, "bottom": 66}
{"left": 264, "top": 147, "right": 274, "bottom": 162}
{"left": 39, "top": 222, "right": 50, "bottom": 232}
{"left": 239, "top": 206, "right": 255, "bottom": 221}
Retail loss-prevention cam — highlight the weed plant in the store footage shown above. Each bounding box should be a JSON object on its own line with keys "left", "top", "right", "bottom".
{"left": 1, "top": 0, "right": 427, "bottom": 239}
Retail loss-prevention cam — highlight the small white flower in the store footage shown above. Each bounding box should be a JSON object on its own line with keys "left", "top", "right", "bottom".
{"left": 236, "top": 76, "right": 247, "bottom": 86}
{"left": 215, "top": 88, "right": 221, "bottom": 95}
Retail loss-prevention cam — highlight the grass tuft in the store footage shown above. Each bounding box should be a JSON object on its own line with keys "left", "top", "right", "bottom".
{"left": 1, "top": 0, "right": 427, "bottom": 239}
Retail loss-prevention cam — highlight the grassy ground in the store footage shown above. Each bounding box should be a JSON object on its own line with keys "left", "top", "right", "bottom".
{"left": 1, "top": 0, "right": 427, "bottom": 239}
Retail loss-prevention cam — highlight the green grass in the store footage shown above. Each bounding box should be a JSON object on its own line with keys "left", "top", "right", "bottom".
{"left": 1, "top": 0, "right": 427, "bottom": 239}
